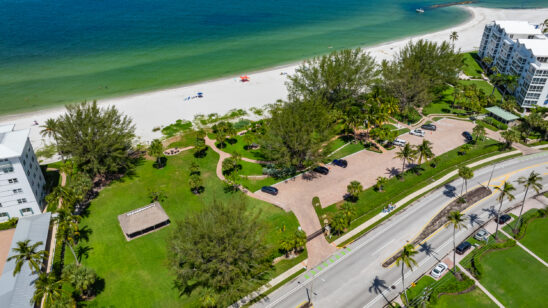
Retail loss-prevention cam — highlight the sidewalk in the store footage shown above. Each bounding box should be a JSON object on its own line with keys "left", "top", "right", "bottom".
{"left": 457, "top": 264, "right": 505, "bottom": 308}
{"left": 499, "top": 229, "right": 548, "bottom": 267}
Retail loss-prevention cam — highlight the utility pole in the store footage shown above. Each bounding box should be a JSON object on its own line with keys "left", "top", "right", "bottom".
{"left": 487, "top": 163, "right": 497, "bottom": 188}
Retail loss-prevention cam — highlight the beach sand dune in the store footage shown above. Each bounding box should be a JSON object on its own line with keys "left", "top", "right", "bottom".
{"left": 1, "top": 7, "right": 547, "bottom": 150}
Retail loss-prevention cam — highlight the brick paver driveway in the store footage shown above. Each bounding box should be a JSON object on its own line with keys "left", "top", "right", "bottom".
{"left": 256, "top": 119, "right": 476, "bottom": 267}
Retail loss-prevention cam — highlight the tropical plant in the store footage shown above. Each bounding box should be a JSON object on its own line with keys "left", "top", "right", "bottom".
{"left": 458, "top": 166, "right": 474, "bottom": 198}
{"left": 395, "top": 244, "right": 418, "bottom": 306}
{"left": 242, "top": 133, "right": 254, "bottom": 149}
{"left": 54, "top": 208, "right": 82, "bottom": 265}
{"left": 514, "top": 171, "right": 543, "bottom": 231}
{"left": 279, "top": 230, "right": 307, "bottom": 256}
{"left": 7, "top": 240, "right": 48, "bottom": 276}
{"left": 501, "top": 129, "right": 520, "bottom": 149}
{"left": 494, "top": 182, "right": 515, "bottom": 240}
{"left": 473, "top": 124, "right": 486, "bottom": 141}
{"left": 189, "top": 161, "right": 200, "bottom": 175}
{"left": 346, "top": 181, "right": 363, "bottom": 201}
{"left": 447, "top": 211, "right": 467, "bottom": 276}
{"left": 49, "top": 101, "right": 135, "bottom": 177}
{"left": 415, "top": 139, "right": 434, "bottom": 165}
{"left": 375, "top": 176, "right": 388, "bottom": 192}
{"left": 458, "top": 143, "right": 472, "bottom": 155}
{"left": 449, "top": 31, "right": 459, "bottom": 48}
{"left": 148, "top": 188, "right": 167, "bottom": 203}
{"left": 329, "top": 212, "right": 348, "bottom": 235}
{"left": 148, "top": 139, "right": 165, "bottom": 168}
{"left": 339, "top": 202, "right": 356, "bottom": 225}
{"left": 312, "top": 196, "right": 321, "bottom": 207}
{"left": 395, "top": 143, "right": 417, "bottom": 175}
{"left": 32, "top": 272, "right": 65, "bottom": 306}
{"left": 40, "top": 118, "right": 63, "bottom": 160}
{"left": 168, "top": 198, "right": 271, "bottom": 306}
{"left": 189, "top": 174, "right": 203, "bottom": 194}
{"left": 62, "top": 264, "right": 97, "bottom": 298}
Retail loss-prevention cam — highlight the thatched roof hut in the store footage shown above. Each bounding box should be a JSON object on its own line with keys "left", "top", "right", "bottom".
{"left": 118, "top": 202, "right": 170, "bottom": 241}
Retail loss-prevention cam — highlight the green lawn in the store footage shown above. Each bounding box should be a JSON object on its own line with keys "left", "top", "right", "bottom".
{"left": 218, "top": 134, "right": 267, "bottom": 161}
{"left": 406, "top": 275, "right": 436, "bottom": 300}
{"left": 459, "top": 80, "right": 502, "bottom": 100}
{"left": 479, "top": 243, "right": 548, "bottom": 307}
{"left": 461, "top": 52, "right": 484, "bottom": 78}
{"left": 423, "top": 100, "right": 467, "bottom": 116}
{"left": 434, "top": 288, "right": 497, "bottom": 308}
{"left": 515, "top": 212, "right": 548, "bottom": 262}
{"left": 70, "top": 149, "right": 299, "bottom": 307}
{"left": 317, "top": 139, "right": 503, "bottom": 240}
{"left": 167, "top": 130, "right": 198, "bottom": 148}
{"left": 238, "top": 159, "right": 265, "bottom": 176}
{"left": 327, "top": 142, "right": 365, "bottom": 160}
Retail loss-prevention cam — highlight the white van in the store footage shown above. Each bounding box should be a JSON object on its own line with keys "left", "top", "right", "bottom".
{"left": 393, "top": 138, "right": 407, "bottom": 147}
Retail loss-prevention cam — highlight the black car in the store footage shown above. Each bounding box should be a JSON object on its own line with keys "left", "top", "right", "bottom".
{"left": 313, "top": 166, "right": 329, "bottom": 175}
{"left": 332, "top": 159, "right": 348, "bottom": 168}
{"left": 456, "top": 241, "right": 472, "bottom": 255}
{"left": 462, "top": 131, "right": 473, "bottom": 141}
{"left": 496, "top": 214, "right": 511, "bottom": 224}
{"left": 421, "top": 123, "right": 437, "bottom": 131}
{"left": 261, "top": 186, "right": 278, "bottom": 196}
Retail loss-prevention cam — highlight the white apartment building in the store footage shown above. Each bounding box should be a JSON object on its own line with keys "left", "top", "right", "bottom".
{"left": 0, "top": 124, "right": 46, "bottom": 221}
{"left": 478, "top": 20, "right": 548, "bottom": 109}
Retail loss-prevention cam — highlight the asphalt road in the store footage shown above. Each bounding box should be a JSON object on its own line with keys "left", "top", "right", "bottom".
{"left": 252, "top": 152, "right": 548, "bottom": 308}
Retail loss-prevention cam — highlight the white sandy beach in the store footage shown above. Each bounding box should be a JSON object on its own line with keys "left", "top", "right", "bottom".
{"left": 1, "top": 6, "right": 547, "bottom": 150}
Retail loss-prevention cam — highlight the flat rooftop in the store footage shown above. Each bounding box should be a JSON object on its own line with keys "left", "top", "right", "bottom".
{"left": 0, "top": 125, "right": 30, "bottom": 159}
{"left": 518, "top": 39, "right": 548, "bottom": 57}
{"left": 485, "top": 106, "right": 520, "bottom": 122}
{"left": 495, "top": 20, "right": 542, "bottom": 35}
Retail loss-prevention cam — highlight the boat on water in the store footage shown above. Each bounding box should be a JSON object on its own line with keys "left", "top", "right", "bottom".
{"left": 416, "top": 8, "right": 424, "bottom": 13}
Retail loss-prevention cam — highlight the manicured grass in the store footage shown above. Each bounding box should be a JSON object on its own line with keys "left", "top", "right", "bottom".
{"left": 328, "top": 142, "right": 365, "bottom": 160}
{"left": 516, "top": 212, "right": 548, "bottom": 262}
{"left": 237, "top": 176, "right": 279, "bottom": 193}
{"left": 317, "top": 139, "right": 503, "bottom": 240}
{"left": 70, "top": 149, "right": 299, "bottom": 307}
{"left": 218, "top": 134, "right": 267, "bottom": 161}
{"left": 406, "top": 275, "right": 436, "bottom": 300}
{"left": 461, "top": 52, "right": 484, "bottom": 78}
{"left": 325, "top": 136, "right": 349, "bottom": 154}
{"left": 435, "top": 288, "right": 497, "bottom": 308}
{"left": 477, "top": 120, "right": 498, "bottom": 132}
{"left": 238, "top": 160, "right": 265, "bottom": 176}
{"left": 396, "top": 127, "right": 410, "bottom": 135}
{"left": 459, "top": 80, "right": 502, "bottom": 100}
{"left": 479, "top": 243, "right": 548, "bottom": 307}
{"left": 166, "top": 130, "right": 198, "bottom": 148}
{"left": 423, "top": 100, "right": 467, "bottom": 116}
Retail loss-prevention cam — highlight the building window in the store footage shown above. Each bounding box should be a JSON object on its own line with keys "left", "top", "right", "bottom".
{"left": 538, "top": 57, "right": 548, "bottom": 63}
{"left": 17, "top": 198, "right": 27, "bottom": 204}
{"left": 20, "top": 208, "right": 33, "bottom": 216}
{"left": 8, "top": 178, "right": 18, "bottom": 184}
{"left": 13, "top": 188, "right": 23, "bottom": 194}
{"left": 27, "top": 170, "right": 30, "bottom": 176}
{"left": 0, "top": 212, "right": 8, "bottom": 222}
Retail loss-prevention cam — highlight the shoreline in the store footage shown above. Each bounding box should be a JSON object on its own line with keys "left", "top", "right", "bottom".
{"left": 2, "top": 6, "right": 548, "bottom": 150}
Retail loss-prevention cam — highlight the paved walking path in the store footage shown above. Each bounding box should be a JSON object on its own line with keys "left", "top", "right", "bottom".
{"left": 499, "top": 229, "right": 548, "bottom": 267}
{"left": 457, "top": 264, "right": 505, "bottom": 308}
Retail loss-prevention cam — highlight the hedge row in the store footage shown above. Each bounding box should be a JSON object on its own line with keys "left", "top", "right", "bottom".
{"left": 429, "top": 271, "right": 475, "bottom": 304}
{"left": 0, "top": 218, "right": 18, "bottom": 231}
{"left": 467, "top": 238, "right": 516, "bottom": 279}
{"left": 481, "top": 117, "right": 508, "bottom": 130}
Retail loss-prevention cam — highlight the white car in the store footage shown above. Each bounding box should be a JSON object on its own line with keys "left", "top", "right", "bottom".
{"left": 410, "top": 129, "right": 425, "bottom": 137}
{"left": 393, "top": 138, "right": 407, "bottom": 147}
{"left": 431, "top": 262, "right": 448, "bottom": 278}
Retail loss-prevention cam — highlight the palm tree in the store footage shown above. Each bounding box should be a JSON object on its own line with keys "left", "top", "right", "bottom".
{"left": 500, "top": 74, "right": 519, "bottom": 103}
{"left": 375, "top": 176, "right": 388, "bottom": 192}
{"left": 62, "top": 264, "right": 97, "bottom": 298}
{"left": 40, "top": 118, "right": 63, "bottom": 161}
{"left": 148, "top": 139, "right": 164, "bottom": 168}
{"left": 473, "top": 124, "right": 486, "bottom": 141}
{"left": 54, "top": 208, "right": 82, "bottom": 265}
{"left": 7, "top": 240, "right": 48, "bottom": 276}
{"left": 514, "top": 171, "right": 543, "bottom": 231}
{"left": 449, "top": 31, "right": 459, "bottom": 48}
{"left": 447, "top": 211, "right": 467, "bottom": 276}
{"left": 395, "top": 244, "right": 418, "bottom": 306}
{"left": 32, "top": 272, "right": 65, "bottom": 306}
{"left": 458, "top": 166, "right": 474, "bottom": 198}
{"left": 482, "top": 57, "right": 493, "bottom": 72}
{"left": 396, "top": 143, "right": 417, "bottom": 175}
{"left": 494, "top": 182, "right": 516, "bottom": 240}
{"left": 415, "top": 139, "right": 434, "bottom": 165}
{"left": 242, "top": 133, "right": 254, "bottom": 149}
{"left": 452, "top": 84, "right": 463, "bottom": 108}
{"left": 346, "top": 181, "right": 363, "bottom": 201}
{"left": 501, "top": 129, "right": 520, "bottom": 149}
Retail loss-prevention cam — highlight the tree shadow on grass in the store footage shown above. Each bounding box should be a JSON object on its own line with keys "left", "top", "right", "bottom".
{"left": 76, "top": 246, "right": 93, "bottom": 263}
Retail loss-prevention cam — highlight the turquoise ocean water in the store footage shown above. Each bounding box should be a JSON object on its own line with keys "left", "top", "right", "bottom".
{"left": 0, "top": 0, "right": 546, "bottom": 114}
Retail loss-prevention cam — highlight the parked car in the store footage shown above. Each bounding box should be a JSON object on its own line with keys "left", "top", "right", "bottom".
{"left": 431, "top": 262, "right": 448, "bottom": 278}
{"left": 332, "top": 159, "right": 348, "bottom": 168}
{"left": 496, "top": 214, "right": 511, "bottom": 224}
{"left": 261, "top": 186, "right": 278, "bottom": 196}
{"left": 313, "top": 166, "right": 329, "bottom": 175}
{"left": 462, "top": 131, "right": 473, "bottom": 141}
{"left": 421, "top": 123, "right": 437, "bottom": 131}
{"left": 456, "top": 241, "right": 472, "bottom": 255}
{"left": 410, "top": 129, "right": 425, "bottom": 137}
{"left": 393, "top": 138, "right": 407, "bottom": 147}
{"left": 474, "top": 228, "right": 490, "bottom": 241}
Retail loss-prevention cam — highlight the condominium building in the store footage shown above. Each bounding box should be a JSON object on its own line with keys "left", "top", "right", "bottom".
{"left": 478, "top": 20, "right": 548, "bottom": 108}
{"left": 0, "top": 124, "right": 46, "bottom": 221}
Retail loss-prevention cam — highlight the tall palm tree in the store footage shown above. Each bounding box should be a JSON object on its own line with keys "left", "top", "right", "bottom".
{"left": 415, "top": 139, "right": 434, "bottom": 165}
{"left": 40, "top": 118, "right": 63, "bottom": 161}
{"left": 458, "top": 166, "right": 474, "bottom": 198}
{"left": 514, "top": 171, "right": 543, "bottom": 231}
{"left": 501, "top": 129, "right": 520, "bottom": 149}
{"left": 62, "top": 264, "right": 97, "bottom": 298}
{"left": 449, "top": 31, "right": 459, "bottom": 48}
{"left": 473, "top": 124, "right": 486, "bottom": 141}
{"left": 494, "top": 182, "right": 516, "bottom": 240}
{"left": 500, "top": 74, "right": 518, "bottom": 103}
{"left": 447, "top": 211, "right": 467, "bottom": 276}
{"left": 55, "top": 208, "right": 82, "bottom": 265}
{"left": 395, "top": 244, "right": 418, "bottom": 306}
{"left": 148, "top": 139, "right": 164, "bottom": 168}
{"left": 7, "top": 240, "right": 48, "bottom": 276}
{"left": 32, "top": 272, "right": 65, "bottom": 306}
{"left": 396, "top": 143, "right": 417, "bottom": 175}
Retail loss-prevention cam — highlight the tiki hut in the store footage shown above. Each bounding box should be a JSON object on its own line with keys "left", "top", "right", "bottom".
{"left": 117, "top": 202, "right": 170, "bottom": 241}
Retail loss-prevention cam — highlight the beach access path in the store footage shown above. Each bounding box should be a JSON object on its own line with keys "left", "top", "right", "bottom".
{"left": 2, "top": 7, "right": 548, "bottom": 151}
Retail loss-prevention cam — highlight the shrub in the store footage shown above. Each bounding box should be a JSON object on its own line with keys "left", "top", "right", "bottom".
{"left": 312, "top": 196, "right": 321, "bottom": 207}
{"left": 0, "top": 218, "right": 18, "bottom": 231}
{"left": 161, "top": 119, "right": 192, "bottom": 137}
{"left": 482, "top": 117, "right": 508, "bottom": 130}
{"left": 429, "top": 271, "right": 475, "bottom": 304}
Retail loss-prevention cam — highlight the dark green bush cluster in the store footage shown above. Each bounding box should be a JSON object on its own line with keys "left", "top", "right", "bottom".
{"left": 161, "top": 119, "right": 193, "bottom": 137}
{"left": 482, "top": 117, "right": 508, "bottom": 130}
{"left": 0, "top": 218, "right": 18, "bottom": 231}
{"left": 512, "top": 209, "right": 547, "bottom": 240}
{"left": 467, "top": 239, "right": 516, "bottom": 279}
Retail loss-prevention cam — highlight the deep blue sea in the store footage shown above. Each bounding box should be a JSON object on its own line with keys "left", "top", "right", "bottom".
{"left": 0, "top": 0, "right": 546, "bottom": 113}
